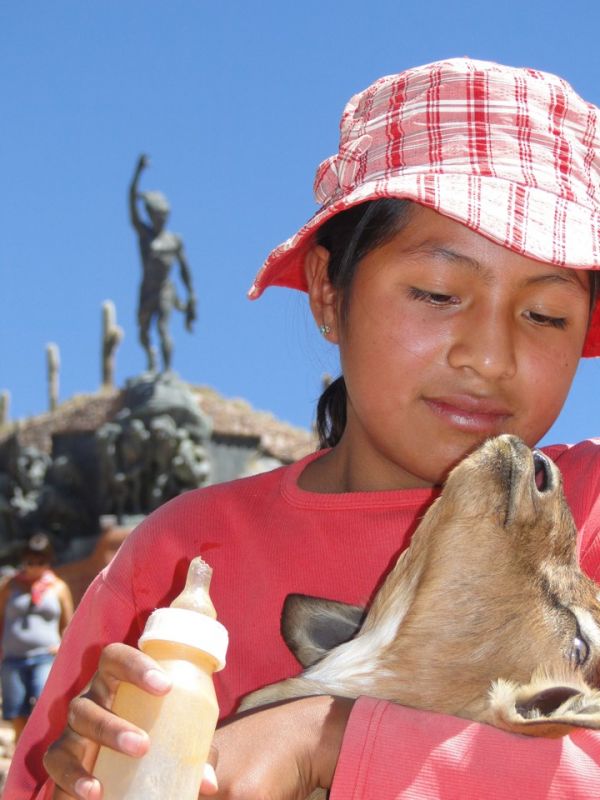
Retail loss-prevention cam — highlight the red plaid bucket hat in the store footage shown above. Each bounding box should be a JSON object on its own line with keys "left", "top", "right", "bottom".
{"left": 249, "top": 57, "right": 600, "bottom": 357}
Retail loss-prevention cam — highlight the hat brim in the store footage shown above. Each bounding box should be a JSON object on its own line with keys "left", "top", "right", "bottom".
{"left": 249, "top": 173, "right": 600, "bottom": 357}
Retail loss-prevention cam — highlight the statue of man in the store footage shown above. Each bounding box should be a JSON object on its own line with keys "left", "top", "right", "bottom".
{"left": 129, "top": 154, "right": 196, "bottom": 373}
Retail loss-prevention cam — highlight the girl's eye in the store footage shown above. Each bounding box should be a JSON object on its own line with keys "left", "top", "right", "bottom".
{"left": 408, "top": 287, "right": 459, "bottom": 306}
{"left": 526, "top": 310, "right": 568, "bottom": 330}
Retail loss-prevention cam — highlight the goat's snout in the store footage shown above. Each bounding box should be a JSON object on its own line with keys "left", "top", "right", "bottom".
{"left": 533, "top": 451, "right": 553, "bottom": 494}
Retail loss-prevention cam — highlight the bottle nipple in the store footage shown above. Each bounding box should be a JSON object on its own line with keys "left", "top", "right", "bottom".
{"left": 169, "top": 556, "right": 217, "bottom": 618}
{"left": 138, "top": 555, "right": 228, "bottom": 670}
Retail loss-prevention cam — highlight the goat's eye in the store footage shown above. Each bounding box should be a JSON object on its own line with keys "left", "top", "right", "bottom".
{"left": 569, "top": 635, "right": 590, "bottom": 668}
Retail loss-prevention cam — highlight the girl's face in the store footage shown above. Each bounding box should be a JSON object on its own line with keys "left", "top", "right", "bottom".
{"left": 315, "top": 205, "right": 591, "bottom": 491}
{"left": 23, "top": 555, "right": 49, "bottom": 578}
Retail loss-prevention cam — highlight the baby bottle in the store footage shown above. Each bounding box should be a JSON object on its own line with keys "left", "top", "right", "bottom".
{"left": 92, "top": 556, "right": 228, "bottom": 800}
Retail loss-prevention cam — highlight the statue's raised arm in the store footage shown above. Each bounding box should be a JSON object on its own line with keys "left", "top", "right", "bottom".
{"left": 129, "top": 154, "right": 150, "bottom": 233}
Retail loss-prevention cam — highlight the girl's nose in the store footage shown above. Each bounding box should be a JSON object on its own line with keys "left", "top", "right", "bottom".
{"left": 447, "top": 311, "right": 517, "bottom": 381}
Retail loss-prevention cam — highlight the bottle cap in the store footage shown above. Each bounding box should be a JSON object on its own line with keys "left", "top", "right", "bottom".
{"left": 139, "top": 607, "right": 228, "bottom": 671}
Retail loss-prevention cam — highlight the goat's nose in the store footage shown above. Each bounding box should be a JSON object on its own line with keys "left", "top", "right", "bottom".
{"left": 533, "top": 451, "right": 553, "bottom": 493}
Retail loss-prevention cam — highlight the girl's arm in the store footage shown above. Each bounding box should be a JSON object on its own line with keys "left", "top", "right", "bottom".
{"left": 330, "top": 697, "right": 600, "bottom": 800}
{"left": 41, "top": 676, "right": 600, "bottom": 800}
{"left": 208, "top": 694, "right": 353, "bottom": 798}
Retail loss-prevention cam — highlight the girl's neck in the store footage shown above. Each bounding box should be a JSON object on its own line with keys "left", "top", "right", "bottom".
{"left": 298, "top": 441, "right": 435, "bottom": 493}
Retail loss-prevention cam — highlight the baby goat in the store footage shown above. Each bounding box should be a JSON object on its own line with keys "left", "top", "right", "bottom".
{"left": 240, "top": 435, "right": 600, "bottom": 740}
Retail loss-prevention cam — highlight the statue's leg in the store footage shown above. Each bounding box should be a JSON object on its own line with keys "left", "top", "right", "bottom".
{"left": 138, "top": 307, "right": 157, "bottom": 372}
{"left": 157, "top": 309, "right": 173, "bottom": 372}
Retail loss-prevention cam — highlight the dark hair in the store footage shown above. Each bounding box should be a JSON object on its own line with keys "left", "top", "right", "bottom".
{"left": 314, "top": 200, "right": 600, "bottom": 450}
{"left": 315, "top": 199, "right": 413, "bottom": 448}
{"left": 589, "top": 271, "right": 599, "bottom": 321}
{"left": 22, "top": 532, "right": 55, "bottom": 564}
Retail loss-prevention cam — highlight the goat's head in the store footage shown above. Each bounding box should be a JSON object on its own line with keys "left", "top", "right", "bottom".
{"left": 411, "top": 435, "right": 600, "bottom": 681}
{"left": 267, "top": 435, "right": 600, "bottom": 737}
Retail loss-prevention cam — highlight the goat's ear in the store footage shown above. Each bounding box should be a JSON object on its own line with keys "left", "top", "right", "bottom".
{"left": 489, "top": 674, "right": 600, "bottom": 738}
{"left": 281, "top": 593, "right": 365, "bottom": 668}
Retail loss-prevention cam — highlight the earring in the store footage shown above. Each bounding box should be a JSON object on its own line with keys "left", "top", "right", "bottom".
{"left": 319, "top": 324, "right": 331, "bottom": 336}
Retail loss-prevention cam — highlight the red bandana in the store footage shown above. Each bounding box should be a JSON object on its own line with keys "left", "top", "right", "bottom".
{"left": 14, "top": 569, "right": 57, "bottom": 606}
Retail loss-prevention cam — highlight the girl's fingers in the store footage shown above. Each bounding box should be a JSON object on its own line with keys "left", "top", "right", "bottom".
{"left": 45, "top": 643, "right": 172, "bottom": 798}
{"left": 67, "top": 695, "right": 150, "bottom": 755}
{"left": 199, "top": 744, "right": 219, "bottom": 796}
{"left": 46, "top": 698, "right": 149, "bottom": 798}
{"left": 53, "top": 778, "right": 102, "bottom": 800}
{"left": 199, "top": 762, "right": 219, "bottom": 796}
{"left": 45, "top": 726, "right": 101, "bottom": 799}
{"left": 93, "top": 642, "right": 172, "bottom": 702}
{"left": 45, "top": 700, "right": 149, "bottom": 800}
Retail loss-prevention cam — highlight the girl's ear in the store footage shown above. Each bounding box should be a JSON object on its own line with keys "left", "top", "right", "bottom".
{"left": 304, "top": 245, "right": 340, "bottom": 343}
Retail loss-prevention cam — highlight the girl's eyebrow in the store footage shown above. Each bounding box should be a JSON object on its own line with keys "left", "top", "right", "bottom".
{"left": 524, "top": 272, "right": 588, "bottom": 292}
{"left": 405, "top": 243, "right": 589, "bottom": 292}
{"left": 403, "top": 243, "right": 491, "bottom": 277}
{"left": 425, "top": 246, "right": 482, "bottom": 272}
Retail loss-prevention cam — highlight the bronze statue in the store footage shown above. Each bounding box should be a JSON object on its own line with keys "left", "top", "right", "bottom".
{"left": 129, "top": 154, "right": 196, "bottom": 373}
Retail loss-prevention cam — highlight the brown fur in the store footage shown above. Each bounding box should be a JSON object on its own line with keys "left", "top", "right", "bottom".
{"left": 240, "top": 436, "right": 600, "bottom": 743}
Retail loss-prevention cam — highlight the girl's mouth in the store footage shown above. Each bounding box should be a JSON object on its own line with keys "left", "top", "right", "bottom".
{"left": 424, "top": 395, "right": 513, "bottom": 434}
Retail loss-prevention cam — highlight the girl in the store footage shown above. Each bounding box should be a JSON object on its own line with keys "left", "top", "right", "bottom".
{"left": 0, "top": 533, "right": 73, "bottom": 744}
{"left": 7, "top": 57, "right": 600, "bottom": 799}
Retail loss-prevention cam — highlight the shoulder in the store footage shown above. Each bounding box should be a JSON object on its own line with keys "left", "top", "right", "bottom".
{"left": 153, "top": 461, "right": 292, "bottom": 518}
{"left": 102, "top": 462, "right": 297, "bottom": 610}
{"left": 116, "top": 460, "right": 289, "bottom": 534}
{"left": 52, "top": 576, "right": 72, "bottom": 599}
{"left": 131, "top": 463, "right": 294, "bottom": 550}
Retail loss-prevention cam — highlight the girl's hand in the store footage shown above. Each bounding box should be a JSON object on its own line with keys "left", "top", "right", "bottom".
{"left": 44, "top": 639, "right": 353, "bottom": 800}
{"left": 45, "top": 642, "right": 173, "bottom": 800}
{"left": 205, "top": 695, "right": 354, "bottom": 800}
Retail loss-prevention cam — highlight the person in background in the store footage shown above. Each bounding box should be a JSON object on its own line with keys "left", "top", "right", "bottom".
{"left": 0, "top": 533, "right": 73, "bottom": 742}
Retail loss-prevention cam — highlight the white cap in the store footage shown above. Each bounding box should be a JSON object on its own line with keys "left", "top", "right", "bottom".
{"left": 138, "top": 607, "right": 228, "bottom": 671}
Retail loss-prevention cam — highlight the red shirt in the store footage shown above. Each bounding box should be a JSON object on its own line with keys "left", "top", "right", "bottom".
{"left": 7, "top": 440, "right": 600, "bottom": 799}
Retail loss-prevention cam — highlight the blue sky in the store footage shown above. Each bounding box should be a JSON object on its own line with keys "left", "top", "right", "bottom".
{"left": 2, "top": 1, "right": 600, "bottom": 446}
